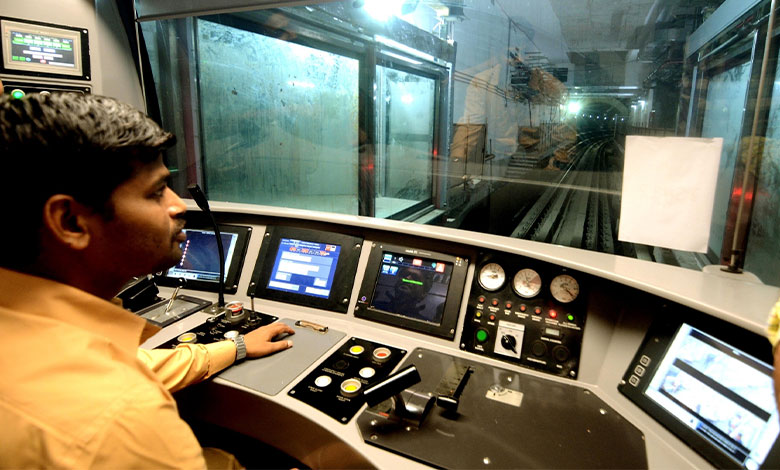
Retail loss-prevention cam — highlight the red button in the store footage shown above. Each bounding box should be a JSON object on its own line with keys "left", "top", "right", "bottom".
{"left": 505, "top": 302, "right": 512, "bottom": 309}
{"left": 519, "top": 304, "right": 527, "bottom": 312}
{"left": 549, "top": 310, "right": 558, "bottom": 319}
{"left": 489, "top": 314, "right": 496, "bottom": 321}
{"left": 491, "top": 299, "right": 499, "bottom": 306}
{"left": 534, "top": 306, "right": 542, "bottom": 315}
{"left": 478, "top": 296, "right": 486, "bottom": 303}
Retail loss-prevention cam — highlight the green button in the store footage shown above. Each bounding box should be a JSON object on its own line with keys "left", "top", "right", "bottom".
{"left": 10, "top": 89, "right": 25, "bottom": 100}
{"left": 567, "top": 314, "right": 575, "bottom": 322}
{"left": 476, "top": 329, "right": 488, "bottom": 342}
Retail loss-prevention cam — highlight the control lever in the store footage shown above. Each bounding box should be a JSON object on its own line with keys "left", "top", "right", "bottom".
{"left": 436, "top": 366, "right": 473, "bottom": 415}
{"left": 163, "top": 278, "right": 186, "bottom": 316}
{"left": 363, "top": 365, "right": 434, "bottom": 428}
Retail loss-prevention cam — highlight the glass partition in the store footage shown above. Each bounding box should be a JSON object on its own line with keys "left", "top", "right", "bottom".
{"left": 138, "top": 0, "right": 780, "bottom": 287}
{"left": 375, "top": 65, "right": 436, "bottom": 217}
{"left": 700, "top": 61, "right": 752, "bottom": 260}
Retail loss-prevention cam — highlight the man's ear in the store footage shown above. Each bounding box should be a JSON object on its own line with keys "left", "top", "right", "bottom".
{"left": 41, "top": 195, "right": 93, "bottom": 250}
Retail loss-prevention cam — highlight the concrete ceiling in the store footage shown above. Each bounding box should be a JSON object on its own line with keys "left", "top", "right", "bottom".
{"left": 547, "top": 0, "right": 658, "bottom": 54}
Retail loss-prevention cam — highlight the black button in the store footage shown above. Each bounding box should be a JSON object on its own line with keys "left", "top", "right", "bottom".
{"left": 532, "top": 341, "right": 547, "bottom": 357}
{"left": 552, "top": 346, "right": 570, "bottom": 362}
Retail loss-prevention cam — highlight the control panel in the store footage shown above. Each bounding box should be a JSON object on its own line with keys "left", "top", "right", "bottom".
{"left": 157, "top": 301, "right": 277, "bottom": 349}
{"left": 460, "top": 252, "right": 588, "bottom": 378}
{"left": 288, "top": 337, "right": 406, "bottom": 423}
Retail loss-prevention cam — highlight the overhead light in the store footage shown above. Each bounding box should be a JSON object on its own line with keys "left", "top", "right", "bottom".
{"left": 363, "top": 0, "right": 402, "bottom": 22}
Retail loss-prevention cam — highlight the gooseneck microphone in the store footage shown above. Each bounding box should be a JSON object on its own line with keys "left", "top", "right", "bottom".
{"left": 187, "top": 184, "right": 227, "bottom": 315}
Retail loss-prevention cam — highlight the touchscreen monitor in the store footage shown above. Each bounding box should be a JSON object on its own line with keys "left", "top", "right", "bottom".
{"left": 267, "top": 238, "right": 342, "bottom": 299}
{"left": 369, "top": 252, "right": 453, "bottom": 326}
{"left": 620, "top": 314, "right": 779, "bottom": 470}
{"left": 247, "top": 226, "right": 363, "bottom": 313}
{"left": 355, "top": 243, "right": 468, "bottom": 339}
{"left": 156, "top": 225, "right": 251, "bottom": 294}
{"left": 0, "top": 17, "right": 89, "bottom": 80}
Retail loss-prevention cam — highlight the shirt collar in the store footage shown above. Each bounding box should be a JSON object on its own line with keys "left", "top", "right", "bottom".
{"left": 0, "top": 267, "right": 161, "bottom": 351}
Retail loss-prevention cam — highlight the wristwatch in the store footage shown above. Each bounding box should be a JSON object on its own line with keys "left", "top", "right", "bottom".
{"left": 230, "top": 334, "right": 247, "bottom": 362}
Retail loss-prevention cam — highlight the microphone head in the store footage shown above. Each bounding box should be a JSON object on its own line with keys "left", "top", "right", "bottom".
{"left": 187, "top": 184, "right": 210, "bottom": 212}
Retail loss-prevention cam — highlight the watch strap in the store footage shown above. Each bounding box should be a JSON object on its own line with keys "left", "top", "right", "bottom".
{"left": 231, "top": 334, "right": 247, "bottom": 362}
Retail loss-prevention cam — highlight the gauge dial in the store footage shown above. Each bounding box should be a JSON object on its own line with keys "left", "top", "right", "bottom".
{"left": 512, "top": 268, "right": 542, "bottom": 298}
{"left": 550, "top": 274, "right": 580, "bottom": 303}
{"left": 478, "top": 263, "right": 506, "bottom": 291}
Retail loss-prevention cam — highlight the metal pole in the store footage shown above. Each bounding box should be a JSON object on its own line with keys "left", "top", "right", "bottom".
{"left": 725, "top": 0, "right": 777, "bottom": 272}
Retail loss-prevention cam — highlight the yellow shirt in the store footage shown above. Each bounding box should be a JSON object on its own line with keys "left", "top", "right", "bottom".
{"left": 767, "top": 296, "right": 780, "bottom": 350}
{"left": 0, "top": 267, "right": 237, "bottom": 468}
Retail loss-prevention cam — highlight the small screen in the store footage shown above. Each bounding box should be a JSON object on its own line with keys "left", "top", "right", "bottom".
{"left": 166, "top": 229, "right": 238, "bottom": 282}
{"left": 1, "top": 19, "right": 84, "bottom": 78}
{"left": 644, "top": 324, "right": 779, "bottom": 469}
{"left": 10, "top": 30, "right": 75, "bottom": 68}
{"left": 369, "top": 252, "right": 454, "bottom": 326}
{"left": 266, "top": 238, "right": 341, "bottom": 299}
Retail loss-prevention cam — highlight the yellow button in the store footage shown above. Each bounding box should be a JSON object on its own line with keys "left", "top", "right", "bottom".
{"left": 177, "top": 332, "right": 197, "bottom": 343}
{"left": 340, "top": 378, "right": 362, "bottom": 397}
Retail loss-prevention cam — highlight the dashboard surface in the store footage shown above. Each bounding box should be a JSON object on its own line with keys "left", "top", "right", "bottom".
{"left": 139, "top": 202, "right": 780, "bottom": 470}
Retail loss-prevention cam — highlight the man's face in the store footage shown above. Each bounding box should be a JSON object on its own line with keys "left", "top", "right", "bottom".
{"left": 88, "top": 156, "right": 187, "bottom": 279}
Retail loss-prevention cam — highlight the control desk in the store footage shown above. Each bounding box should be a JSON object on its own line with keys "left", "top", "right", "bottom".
{"left": 139, "top": 201, "right": 780, "bottom": 470}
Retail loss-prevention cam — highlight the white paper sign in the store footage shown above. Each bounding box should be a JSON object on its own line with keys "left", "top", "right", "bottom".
{"left": 618, "top": 136, "right": 723, "bottom": 253}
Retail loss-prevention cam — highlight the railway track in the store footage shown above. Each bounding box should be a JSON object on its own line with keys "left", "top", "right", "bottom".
{"left": 510, "top": 131, "right": 631, "bottom": 256}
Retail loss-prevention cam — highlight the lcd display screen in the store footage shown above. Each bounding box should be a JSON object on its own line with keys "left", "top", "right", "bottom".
{"left": 266, "top": 238, "right": 341, "bottom": 299}
{"left": 644, "top": 323, "right": 778, "bottom": 469}
{"left": 369, "top": 251, "right": 453, "bottom": 326}
{"left": 1, "top": 18, "right": 85, "bottom": 78}
{"left": 166, "top": 229, "right": 239, "bottom": 282}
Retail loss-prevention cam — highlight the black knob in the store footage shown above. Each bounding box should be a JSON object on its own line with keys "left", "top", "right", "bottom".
{"left": 500, "top": 334, "right": 517, "bottom": 353}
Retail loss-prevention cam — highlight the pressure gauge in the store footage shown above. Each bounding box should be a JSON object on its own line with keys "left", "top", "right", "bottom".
{"left": 478, "top": 263, "right": 506, "bottom": 291}
{"left": 512, "top": 268, "right": 542, "bottom": 298}
{"left": 550, "top": 274, "right": 579, "bottom": 303}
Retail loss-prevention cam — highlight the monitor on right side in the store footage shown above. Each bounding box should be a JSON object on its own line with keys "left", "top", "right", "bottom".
{"left": 619, "top": 309, "right": 779, "bottom": 469}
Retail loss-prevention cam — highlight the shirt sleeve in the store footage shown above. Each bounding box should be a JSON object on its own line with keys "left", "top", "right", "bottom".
{"left": 767, "top": 296, "right": 780, "bottom": 350}
{"left": 136, "top": 341, "right": 236, "bottom": 393}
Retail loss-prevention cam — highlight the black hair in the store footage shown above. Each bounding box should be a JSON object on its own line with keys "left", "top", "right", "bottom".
{"left": 0, "top": 93, "right": 176, "bottom": 269}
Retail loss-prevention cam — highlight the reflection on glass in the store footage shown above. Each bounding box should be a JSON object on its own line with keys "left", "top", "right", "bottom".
{"left": 375, "top": 65, "right": 435, "bottom": 217}
{"left": 196, "top": 19, "right": 360, "bottom": 213}
{"left": 700, "top": 62, "right": 751, "bottom": 260}
{"left": 744, "top": 57, "right": 780, "bottom": 286}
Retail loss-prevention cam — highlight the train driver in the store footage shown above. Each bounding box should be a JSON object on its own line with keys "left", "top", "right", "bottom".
{"left": 0, "top": 92, "right": 294, "bottom": 468}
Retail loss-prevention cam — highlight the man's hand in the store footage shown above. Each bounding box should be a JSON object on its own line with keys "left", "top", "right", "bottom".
{"left": 243, "top": 322, "right": 295, "bottom": 358}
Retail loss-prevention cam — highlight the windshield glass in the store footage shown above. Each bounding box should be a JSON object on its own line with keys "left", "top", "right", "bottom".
{"left": 139, "top": 0, "right": 780, "bottom": 287}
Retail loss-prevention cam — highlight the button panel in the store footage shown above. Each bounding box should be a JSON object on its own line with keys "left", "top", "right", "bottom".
{"left": 461, "top": 252, "right": 588, "bottom": 379}
{"left": 160, "top": 308, "right": 278, "bottom": 349}
{"left": 289, "top": 337, "right": 406, "bottom": 423}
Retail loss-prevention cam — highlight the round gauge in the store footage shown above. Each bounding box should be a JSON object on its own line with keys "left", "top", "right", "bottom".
{"left": 550, "top": 274, "right": 580, "bottom": 303}
{"left": 512, "top": 268, "right": 542, "bottom": 298}
{"left": 478, "top": 263, "right": 506, "bottom": 291}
